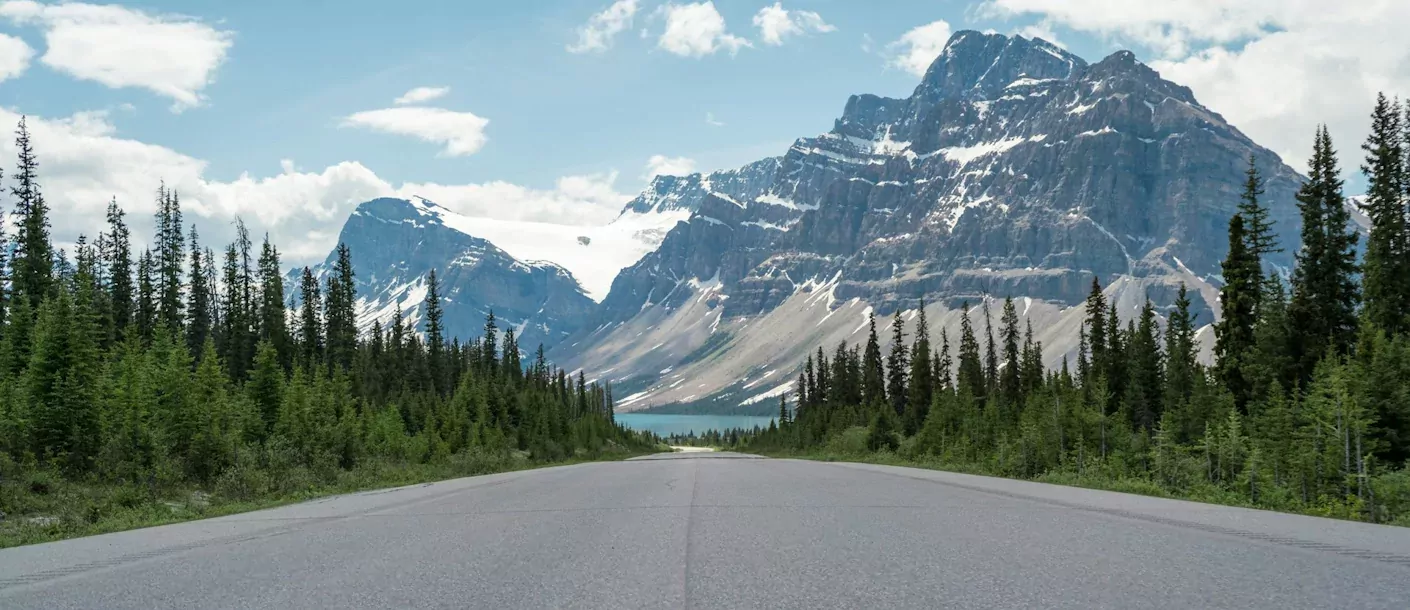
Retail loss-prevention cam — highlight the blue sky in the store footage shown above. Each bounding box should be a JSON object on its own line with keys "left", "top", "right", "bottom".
{"left": 0, "top": 0, "right": 1403, "bottom": 263}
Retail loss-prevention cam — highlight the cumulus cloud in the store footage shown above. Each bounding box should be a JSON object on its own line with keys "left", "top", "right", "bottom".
{"left": 657, "top": 2, "right": 749, "bottom": 58}
{"left": 393, "top": 86, "right": 450, "bottom": 105}
{"left": 643, "top": 154, "right": 697, "bottom": 179}
{"left": 752, "top": 2, "right": 834, "bottom": 46}
{"left": 886, "top": 20, "right": 952, "bottom": 77}
{"left": 0, "top": 0, "right": 234, "bottom": 110}
{"left": 0, "top": 32, "right": 32, "bottom": 82}
{"left": 0, "top": 108, "right": 633, "bottom": 264}
{"left": 341, "top": 107, "right": 490, "bottom": 157}
{"left": 981, "top": 0, "right": 1410, "bottom": 174}
{"left": 567, "top": 0, "right": 639, "bottom": 54}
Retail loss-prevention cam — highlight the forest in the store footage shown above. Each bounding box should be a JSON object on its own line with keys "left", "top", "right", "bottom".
{"left": 731, "top": 95, "right": 1410, "bottom": 525}
{"left": 0, "top": 118, "right": 655, "bottom": 547}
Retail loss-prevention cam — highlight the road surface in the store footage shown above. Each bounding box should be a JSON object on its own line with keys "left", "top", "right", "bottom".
{"left": 3, "top": 452, "right": 1410, "bottom": 609}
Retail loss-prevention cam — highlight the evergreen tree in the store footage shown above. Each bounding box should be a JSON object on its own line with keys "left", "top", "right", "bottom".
{"left": 10, "top": 116, "right": 54, "bottom": 312}
{"left": 1127, "top": 298, "right": 1164, "bottom": 430}
{"left": 1237, "top": 154, "right": 1281, "bottom": 262}
{"left": 325, "top": 243, "right": 358, "bottom": 371}
{"left": 1289, "top": 126, "right": 1361, "bottom": 382}
{"left": 136, "top": 249, "right": 156, "bottom": 343}
{"left": 1359, "top": 93, "right": 1409, "bottom": 335}
{"left": 936, "top": 329, "right": 953, "bottom": 393}
{"left": 983, "top": 299, "right": 998, "bottom": 405}
{"left": 186, "top": 225, "right": 213, "bottom": 358}
{"left": 906, "top": 302, "right": 933, "bottom": 434}
{"left": 1085, "top": 278, "right": 1108, "bottom": 380}
{"left": 424, "top": 269, "right": 445, "bottom": 393}
{"left": 861, "top": 312, "right": 886, "bottom": 409}
{"left": 999, "top": 296, "right": 1022, "bottom": 416}
{"left": 297, "top": 267, "right": 323, "bottom": 370}
{"left": 886, "top": 312, "right": 908, "bottom": 417}
{"left": 1163, "top": 284, "right": 1198, "bottom": 415}
{"left": 1216, "top": 214, "right": 1260, "bottom": 410}
{"left": 256, "top": 236, "right": 291, "bottom": 369}
{"left": 957, "top": 302, "right": 984, "bottom": 404}
{"left": 154, "top": 186, "right": 184, "bottom": 332}
{"left": 103, "top": 198, "right": 134, "bottom": 336}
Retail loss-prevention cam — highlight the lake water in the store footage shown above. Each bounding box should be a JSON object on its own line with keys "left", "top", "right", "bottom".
{"left": 615, "top": 414, "right": 777, "bottom": 437}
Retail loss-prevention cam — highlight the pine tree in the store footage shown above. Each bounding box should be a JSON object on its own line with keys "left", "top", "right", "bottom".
{"left": 1289, "top": 126, "right": 1361, "bottom": 382}
{"left": 1216, "top": 214, "right": 1260, "bottom": 410}
{"left": 256, "top": 236, "right": 291, "bottom": 369}
{"left": 423, "top": 269, "right": 445, "bottom": 393}
{"left": 1359, "top": 93, "right": 1408, "bottom": 335}
{"left": 186, "top": 225, "right": 213, "bottom": 358}
{"left": 999, "top": 296, "right": 1022, "bottom": 416}
{"left": 983, "top": 299, "right": 999, "bottom": 406}
{"left": 885, "top": 312, "right": 908, "bottom": 417}
{"left": 957, "top": 302, "right": 984, "bottom": 404}
{"left": 325, "top": 243, "right": 358, "bottom": 371}
{"left": 1163, "top": 284, "right": 1198, "bottom": 414}
{"left": 103, "top": 198, "right": 134, "bottom": 336}
{"left": 10, "top": 116, "right": 54, "bottom": 312}
{"left": 136, "top": 249, "right": 157, "bottom": 343}
{"left": 906, "top": 302, "right": 933, "bottom": 434}
{"left": 1237, "top": 154, "right": 1281, "bottom": 262}
{"left": 154, "top": 186, "right": 184, "bottom": 332}
{"left": 1085, "top": 278, "right": 1108, "bottom": 380}
{"left": 1127, "top": 298, "right": 1164, "bottom": 431}
{"left": 297, "top": 267, "right": 323, "bottom": 370}
{"left": 936, "top": 329, "right": 954, "bottom": 393}
{"left": 247, "top": 339, "right": 285, "bottom": 436}
{"left": 861, "top": 312, "right": 886, "bottom": 409}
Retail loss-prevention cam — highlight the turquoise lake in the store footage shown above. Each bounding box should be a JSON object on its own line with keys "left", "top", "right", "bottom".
{"left": 615, "top": 414, "right": 777, "bottom": 437}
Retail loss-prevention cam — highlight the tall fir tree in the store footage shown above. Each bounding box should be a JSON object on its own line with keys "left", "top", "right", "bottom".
{"left": 325, "top": 243, "right": 358, "bottom": 371}
{"left": 861, "top": 312, "right": 886, "bottom": 409}
{"left": 256, "top": 236, "right": 291, "bottom": 370}
{"left": 1215, "top": 214, "right": 1260, "bottom": 411}
{"left": 154, "top": 186, "right": 184, "bottom": 332}
{"left": 1127, "top": 298, "right": 1164, "bottom": 430}
{"left": 1358, "top": 93, "right": 1409, "bottom": 335}
{"left": 10, "top": 116, "right": 54, "bottom": 312}
{"left": 885, "top": 312, "right": 908, "bottom": 417}
{"left": 102, "top": 198, "right": 134, "bottom": 337}
{"left": 999, "top": 296, "right": 1022, "bottom": 416}
{"left": 297, "top": 267, "right": 323, "bottom": 370}
{"left": 1289, "top": 126, "right": 1361, "bottom": 383}
{"left": 186, "top": 225, "right": 213, "bottom": 358}
{"left": 424, "top": 269, "right": 446, "bottom": 394}
{"left": 905, "top": 302, "right": 932, "bottom": 434}
{"left": 136, "top": 249, "right": 156, "bottom": 343}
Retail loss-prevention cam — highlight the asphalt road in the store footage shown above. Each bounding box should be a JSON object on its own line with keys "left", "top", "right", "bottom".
{"left": 4, "top": 452, "right": 1410, "bottom": 609}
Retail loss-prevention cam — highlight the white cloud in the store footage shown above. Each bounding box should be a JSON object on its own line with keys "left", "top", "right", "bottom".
{"left": 705, "top": 112, "right": 725, "bottom": 127}
{"left": 568, "top": 0, "right": 639, "bottom": 54}
{"left": 0, "top": 108, "right": 633, "bottom": 264}
{"left": 886, "top": 20, "right": 952, "bottom": 77}
{"left": 644, "top": 154, "right": 697, "bottom": 179}
{"left": 981, "top": 0, "right": 1410, "bottom": 174}
{"left": 752, "top": 2, "right": 834, "bottom": 46}
{"left": 393, "top": 86, "right": 450, "bottom": 105}
{"left": 0, "top": 0, "right": 234, "bottom": 110}
{"left": 0, "top": 32, "right": 32, "bottom": 82}
{"left": 341, "top": 107, "right": 490, "bottom": 157}
{"left": 657, "top": 2, "right": 750, "bottom": 58}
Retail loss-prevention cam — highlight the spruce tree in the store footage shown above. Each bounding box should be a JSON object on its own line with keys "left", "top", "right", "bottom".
{"left": 1163, "top": 284, "right": 1198, "bottom": 413}
{"left": 256, "top": 236, "right": 291, "bottom": 369}
{"left": 861, "top": 312, "right": 886, "bottom": 409}
{"left": 10, "top": 116, "right": 54, "bottom": 312}
{"left": 885, "top": 312, "right": 908, "bottom": 417}
{"left": 186, "top": 225, "right": 213, "bottom": 358}
{"left": 983, "top": 299, "right": 998, "bottom": 406}
{"left": 906, "top": 302, "right": 932, "bottom": 435}
{"left": 999, "top": 296, "right": 1022, "bottom": 416}
{"left": 136, "top": 249, "right": 156, "bottom": 343}
{"left": 1085, "top": 278, "right": 1108, "bottom": 380}
{"left": 154, "top": 186, "right": 184, "bottom": 332}
{"left": 957, "top": 302, "right": 984, "bottom": 404}
{"left": 1237, "top": 154, "right": 1280, "bottom": 262}
{"left": 325, "top": 243, "right": 358, "bottom": 371}
{"left": 297, "top": 267, "right": 323, "bottom": 370}
{"left": 936, "top": 329, "right": 953, "bottom": 393}
{"left": 1289, "top": 126, "right": 1361, "bottom": 382}
{"left": 103, "top": 198, "right": 134, "bottom": 336}
{"left": 1358, "top": 93, "right": 1408, "bottom": 335}
{"left": 1127, "top": 298, "right": 1164, "bottom": 430}
{"left": 1215, "top": 214, "right": 1260, "bottom": 410}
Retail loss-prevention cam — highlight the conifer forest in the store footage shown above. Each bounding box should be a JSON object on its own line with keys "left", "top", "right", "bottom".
{"left": 0, "top": 118, "right": 653, "bottom": 546}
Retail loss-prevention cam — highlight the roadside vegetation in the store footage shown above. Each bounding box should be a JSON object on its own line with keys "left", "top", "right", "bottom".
{"left": 728, "top": 97, "right": 1410, "bottom": 526}
{"left": 0, "top": 118, "right": 658, "bottom": 548}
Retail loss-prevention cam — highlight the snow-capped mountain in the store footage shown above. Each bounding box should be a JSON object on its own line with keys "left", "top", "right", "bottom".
{"left": 549, "top": 31, "right": 1307, "bottom": 413}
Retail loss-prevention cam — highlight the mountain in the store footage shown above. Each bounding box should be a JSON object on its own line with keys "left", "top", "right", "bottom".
{"left": 551, "top": 31, "right": 1306, "bottom": 413}
{"left": 301, "top": 197, "right": 594, "bottom": 349}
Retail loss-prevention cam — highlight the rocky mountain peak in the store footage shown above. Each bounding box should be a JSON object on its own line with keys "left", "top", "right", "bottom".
{"left": 916, "top": 31, "right": 1086, "bottom": 101}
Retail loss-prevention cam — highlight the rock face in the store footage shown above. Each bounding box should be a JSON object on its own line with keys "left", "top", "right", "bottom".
{"left": 555, "top": 31, "right": 1306, "bottom": 412}
{"left": 308, "top": 197, "right": 597, "bottom": 350}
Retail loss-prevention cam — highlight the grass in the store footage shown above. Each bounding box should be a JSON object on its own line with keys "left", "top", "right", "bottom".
{"left": 0, "top": 446, "right": 663, "bottom": 549}
{"left": 752, "top": 441, "right": 1410, "bottom": 527}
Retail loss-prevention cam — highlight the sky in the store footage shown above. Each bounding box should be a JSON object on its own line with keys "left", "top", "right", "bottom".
{"left": 0, "top": 0, "right": 1406, "bottom": 266}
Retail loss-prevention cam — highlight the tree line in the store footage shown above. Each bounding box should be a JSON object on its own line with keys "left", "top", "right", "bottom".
{"left": 739, "top": 94, "right": 1410, "bottom": 524}
{"left": 0, "top": 117, "right": 650, "bottom": 512}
